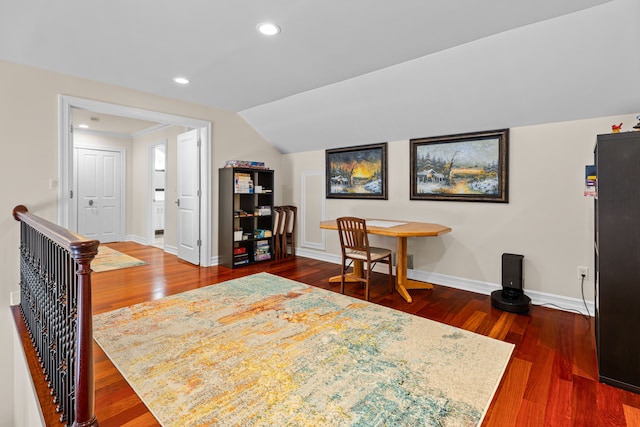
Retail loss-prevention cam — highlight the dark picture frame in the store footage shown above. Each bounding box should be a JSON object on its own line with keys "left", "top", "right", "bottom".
{"left": 410, "top": 129, "right": 509, "bottom": 203}
{"left": 326, "top": 142, "right": 388, "bottom": 199}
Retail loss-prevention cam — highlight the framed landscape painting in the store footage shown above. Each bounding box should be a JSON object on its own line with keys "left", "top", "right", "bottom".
{"left": 326, "top": 142, "right": 387, "bottom": 199}
{"left": 410, "top": 129, "right": 509, "bottom": 203}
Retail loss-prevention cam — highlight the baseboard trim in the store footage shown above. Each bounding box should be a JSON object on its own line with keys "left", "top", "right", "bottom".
{"left": 125, "top": 234, "right": 147, "bottom": 245}
{"left": 10, "top": 291, "right": 20, "bottom": 306}
{"left": 295, "top": 248, "right": 594, "bottom": 316}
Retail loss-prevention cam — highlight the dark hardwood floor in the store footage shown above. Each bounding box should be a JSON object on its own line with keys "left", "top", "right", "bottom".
{"left": 18, "top": 242, "right": 640, "bottom": 426}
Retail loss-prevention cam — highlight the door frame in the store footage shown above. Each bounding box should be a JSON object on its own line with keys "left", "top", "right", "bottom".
{"left": 74, "top": 145, "right": 126, "bottom": 242}
{"left": 59, "top": 95, "right": 213, "bottom": 266}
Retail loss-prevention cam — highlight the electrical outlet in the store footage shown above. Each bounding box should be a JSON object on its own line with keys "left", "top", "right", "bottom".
{"left": 577, "top": 266, "right": 589, "bottom": 280}
{"left": 407, "top": 254, "right": 414, "bottom": 269}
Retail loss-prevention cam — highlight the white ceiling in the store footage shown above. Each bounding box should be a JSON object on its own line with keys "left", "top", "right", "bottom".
{"left": 72, "top": 109, "right": 165, "bottom": 137}
{"left": 1, "top": 0, "right": 638, "bottom": 153}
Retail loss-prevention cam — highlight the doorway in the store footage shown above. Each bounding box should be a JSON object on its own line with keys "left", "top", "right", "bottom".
{"left": 59, "top": 95, "right": 213, "bottom": 266}
{"left": 150, "top": 143, "right": 166, "bottom": 249}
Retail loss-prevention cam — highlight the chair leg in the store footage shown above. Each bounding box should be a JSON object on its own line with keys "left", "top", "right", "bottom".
{"left": 340, "top": 257, "right": 346, "bottom": 294}
{"left": 388, "top": 258, "right": 394, "bottom": 293}
{"left": 279, "top": 234, "right": 285, "bottom": 259}
{"left": 364, "top": 265, "right": 371, "bottom": 301}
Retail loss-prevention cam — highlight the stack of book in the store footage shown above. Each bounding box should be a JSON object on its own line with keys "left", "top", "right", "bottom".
{"left": 254, "top": 240, "right": 271, "bottom": 261}
{"left": 255, "top": 206, "right": 272, "bottom": 216}
{"left": 233, "top": 247, "right": 249, "bottom": 266}
{"left": 234, "top": 210, "right": 253, "bottom": 217}
{"left": 225, "top": 160, "right": 266, "bottom": 168}
{"left": 234, "top": 173, "right": 253, "bottom": 193}
{"left": 253, "top": 229, "right": 273, "bottom": 238}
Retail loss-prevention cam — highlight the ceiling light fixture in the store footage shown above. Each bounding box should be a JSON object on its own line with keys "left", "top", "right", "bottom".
{"left": 173, "top": 76, "right": 190, "bottom": 85}
{"left": 257, "top": 22, "right": 280, "bottom": 36}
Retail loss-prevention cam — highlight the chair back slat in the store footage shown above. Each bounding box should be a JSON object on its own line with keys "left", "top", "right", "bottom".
{"left": 337, "top": 217, "right": 370, "bottom": 256}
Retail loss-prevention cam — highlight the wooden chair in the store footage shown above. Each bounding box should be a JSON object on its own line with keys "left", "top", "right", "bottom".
{"left": 272, "top": 206, "right": 288, "bottom": 260}
{"left": 283, "top": 205, "right": 297, "bottom": 257}
{"left": 336, "top": 216, "right": 394, "bottom": 301}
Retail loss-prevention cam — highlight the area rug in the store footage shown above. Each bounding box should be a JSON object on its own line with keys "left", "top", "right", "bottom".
{"left": 93, "top": 273, "right": 514, "bottom": 426}
{"left": 91, "top": 245, "right": 147, "bottom": 273}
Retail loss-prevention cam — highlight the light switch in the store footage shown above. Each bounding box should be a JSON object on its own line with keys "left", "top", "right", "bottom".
{"left": 49, "top": 178, "right": 58, "bottom": 190}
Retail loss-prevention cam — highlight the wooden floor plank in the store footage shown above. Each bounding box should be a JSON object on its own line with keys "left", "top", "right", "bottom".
{"left": 484, "top": 357, "right": 532, "bottom": 426}
{"left": 14, "top": 241, "right": 640, "bottom": 426}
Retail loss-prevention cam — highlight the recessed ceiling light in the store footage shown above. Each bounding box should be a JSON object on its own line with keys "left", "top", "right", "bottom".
{"left": 78, "top": 124, "right": 89, "bottom": 129}
{"left": 257, "top": 22, "right": 280, "bottom": 36}
{"left": 173, "top": 76, "right": 190, "bottom": 85}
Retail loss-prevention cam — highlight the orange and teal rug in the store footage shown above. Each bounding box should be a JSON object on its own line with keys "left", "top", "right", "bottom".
{"left": 91, "top": 245, "right": 147, "bottom": 273}
{"left": 93, "top": 273, "right": 514, "bottom": 426}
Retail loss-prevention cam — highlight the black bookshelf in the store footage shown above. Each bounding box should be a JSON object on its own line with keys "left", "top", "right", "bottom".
{"left": 594, "top": 132, "right": 640, "bottom": 393}
{"left": 218, "top": 167, "right": 274, "bottom": 268}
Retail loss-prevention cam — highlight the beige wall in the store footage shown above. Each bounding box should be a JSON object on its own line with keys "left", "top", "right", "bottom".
{"left": 283, "top": 113, "right": 640, "bottom": 303}
{"left": 0, "top": 60, "right": 281, "bottom": 424}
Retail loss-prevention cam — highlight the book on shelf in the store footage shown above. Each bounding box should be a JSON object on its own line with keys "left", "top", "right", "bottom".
{"left": 255, "top": 206, "right": 272, "bottom": 216}
{"left": 235, "top": 187, "right": 253, "bottom": 194}
{"left": 255, "top": 229, "right": 273, "bottom": 238}
{"left": 254, "top": 240, "right": 271, "bottom": 261}
{"left": 225, "top": 160, "right": 266, "bottom": 168}
{"left": 234, "top": 172, "right": 254, "bottom": 193}
{"left": 254, "top": 229, "right": 263, "bottom": 239}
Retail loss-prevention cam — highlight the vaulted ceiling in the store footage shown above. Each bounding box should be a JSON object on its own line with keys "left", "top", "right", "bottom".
{"left": 1, "top": 0, "right": 638, "bottom": 153}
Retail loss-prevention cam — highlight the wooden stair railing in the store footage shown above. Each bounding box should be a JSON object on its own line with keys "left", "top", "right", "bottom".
{"left": 12, "top": 205, "right": 99, "bottom": 427}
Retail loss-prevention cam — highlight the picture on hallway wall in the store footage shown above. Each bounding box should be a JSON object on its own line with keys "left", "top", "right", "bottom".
{"left": 410, "top": 129, "right": 509, "bottom": 203}
{"left": 326, "top": 142, "right": 388, "bottom": 199}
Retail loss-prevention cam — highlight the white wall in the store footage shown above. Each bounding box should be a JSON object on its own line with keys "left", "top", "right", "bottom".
{"left": 284, "top": 114, "right": 640, "bottom": 309}
{"left": 0, "top": 60, "right": 281, "bottom": 425}
{"left": 12, "top": 324, "right": 45, "bottom": 427}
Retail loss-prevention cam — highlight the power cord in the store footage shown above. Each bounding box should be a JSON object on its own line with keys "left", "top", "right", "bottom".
{"left": 535, "top": 273, "right": 592, "bottom": 327}
{"left": 580, "top": 273, "right": 591, "bottom": 319}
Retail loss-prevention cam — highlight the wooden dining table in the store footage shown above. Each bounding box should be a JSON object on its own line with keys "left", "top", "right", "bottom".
{"left": 320, "top": 219, "right": 451, "bottom": 303}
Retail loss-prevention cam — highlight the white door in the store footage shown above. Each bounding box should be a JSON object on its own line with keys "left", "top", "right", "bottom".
{"left": 176, "top": 129, "right": 200, "bottom": 264}
{"left": 76, "top": 148, "right": 123, "bottom": 243}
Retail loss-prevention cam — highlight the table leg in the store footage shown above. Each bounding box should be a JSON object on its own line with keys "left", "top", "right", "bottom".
{"left": 328, "top": 260, "right": 363, "bottom": 283}
{"left": 395, "top": 237, "right": 433, "bottom": 303}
